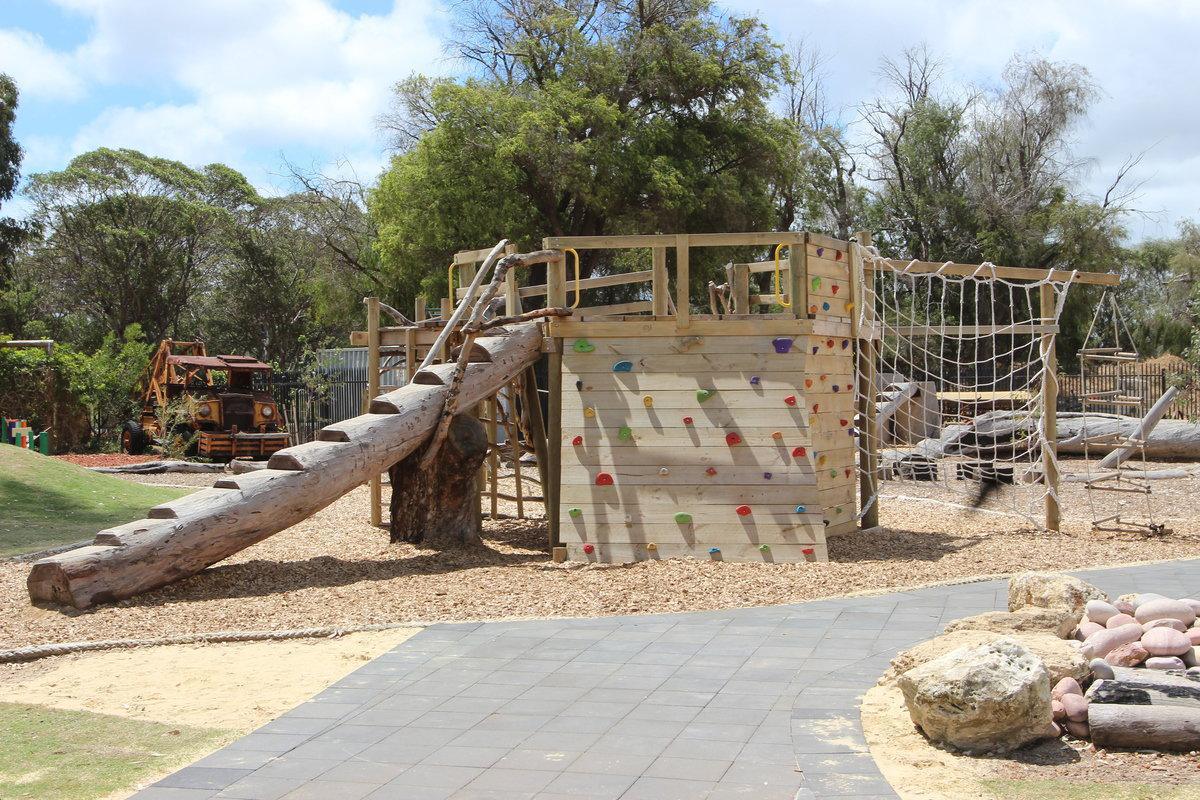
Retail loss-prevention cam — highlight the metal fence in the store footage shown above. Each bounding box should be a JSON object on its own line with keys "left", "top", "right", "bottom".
{"left": 1057, "top": 365, "right": 1200, "bottom": 419}
{"left": 271, "top": 348, "right": 389, "bottom": 445}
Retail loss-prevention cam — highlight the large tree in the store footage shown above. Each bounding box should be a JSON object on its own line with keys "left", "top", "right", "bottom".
{"left": 372, "top": 0, "right": 790, "bottom": 306}
{"left": 0, "top": 74, "right": 35, "bottom": 334}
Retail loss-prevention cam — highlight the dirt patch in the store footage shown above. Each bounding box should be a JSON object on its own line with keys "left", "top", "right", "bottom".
{"left": 53, "top": 454, "right": 162, "bottom": 468}
{"left": 862, "top": 677, "right": 1200, "bottom": 800}
{"left": 0, "top": 629, "right": 416, "bottom": 730}
{"left": 2, "top": 464, "right": 1199, "bottom": 649}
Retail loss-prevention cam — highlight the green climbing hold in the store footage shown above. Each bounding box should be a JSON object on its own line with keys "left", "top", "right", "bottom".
{"left": 674, "top": 512, "right": 693, "bottom": 524}
{"left": 759, "top": 543, "right": 770, "bottom": 552}
{"left": 618, "top": 426, "right": 632, "bottom": 441}
{"left": 572, "top": 338, "right": 595, "bottom": 353}
{"left": 568, "top": 507, "right": 582, "bottom": 518}
{"left": 696, "top": 389, "right": 715, "bottom": 402}
{"left": 811, "top": 276, "right": 822, "bottom": 291}
{"left": 829, "top": 469, "right": 837, "bottom": 478}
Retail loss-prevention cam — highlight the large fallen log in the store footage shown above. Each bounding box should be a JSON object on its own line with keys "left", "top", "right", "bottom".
{"left": 26, "top": 323, "right": 544, "bottom": 609}
{"left": 1088, "top": 705, "right": 1200, "bottom": 751}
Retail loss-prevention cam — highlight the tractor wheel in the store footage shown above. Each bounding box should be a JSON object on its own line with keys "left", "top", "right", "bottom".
{"left": 121, "top": 420, "right": 148, "bottom": 455}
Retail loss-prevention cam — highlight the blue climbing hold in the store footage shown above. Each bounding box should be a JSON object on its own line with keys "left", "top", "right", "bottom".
{"left": 708, "top": 547, "right": 721, "bottom": 555}
{"left": 749, "top": 375, "right": 761, "bottom": 385}
{"left": 613, "top": 360, "right": 633, "bottom": 372}
{"left": 822, "top": 301, "right": 830, "bottom": 311}
{"left": 794, "top": 505, "right": 807, "bottom": 514}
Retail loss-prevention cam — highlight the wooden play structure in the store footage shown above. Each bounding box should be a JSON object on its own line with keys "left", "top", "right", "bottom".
{"left": 27, "top": 231, "right": 1123, "bottom": 609}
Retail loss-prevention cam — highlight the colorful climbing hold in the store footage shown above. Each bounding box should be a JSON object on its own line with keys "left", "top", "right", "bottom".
{"left": 829, "top": 469, "right": 837, "bottom": 478}
{"left": 819, "top": 374, "right": 827, "bottom": 381}
{"left": 809, "top": 305, "right": 818, "bottom": 314}
{"left": 659, "top": 467, "right": 670, "bottom": 476}
{"left": 832, "top": 284, "right": 840, "bottom": 294}
{"left": 812, "top": 403, "right": 820, "bottom": 412}
{"left": 811, "top": 276, "right": 822, "bottom": 291}
{"left": 832, "top": 385, "right": 839, "bottom": 393}
{"left": 821, "top": 302, "right": 830, "bottom": 311}
{"left": 845, "top": 301, "right": 854, "bottom": 312}
{"left": 709, "top": 547, "right": 721, "bottom": 555}
{"left": 696, "top": 389, "right": 715, "bottom": 402}
{"left": 584, "top": 406, "right": 596, "bottom": 418}
{"left": 802, "top": 547, "right": 815, "bottom": 556}
{"left": 568, "top": 507, "right": 582, "bottom": 518}
{"left": 826, "top": 339, "right": 834, "bottom": 348}
{"left": 792, "top": 446, "right": 807, "bottom": 457}
{"left": 572, "top": 435, "right": 583, "bottom": 446}
{"left": 784, "top": 395, "right": 797, "bottom": 406}
{"left": 794, "top": 505, "right": 807, "bottom": 514}
{"left": 675, "top": 512, "right": 693, "bottom": 524}
{"left": 619, "top": 426, "right": 633, "bottom": 441}
{"left": 835, "top": 250, "right": 843, "bottom": 261}
{"left": 705, "top": 467, "right": 718, "bottom": 476}
{"left": 771, "top": 337, "right": 793, "bottom": 354}
{"left": 816, "top": 247, "right": 824, "bottom": 257}
{"left": 584, "top": 543, "right": 595, "bottom": 554}
{"left": 763, "top": 471, "right": 772, "bottom": 480}
{"left": 643, "top": 395, "right": 654, "bottom": 408}
{"left": 595, "top": 472, "right": 614, "bottom": 486}
{"left": 804, "top": 378, "right": 813, "bottom": 388}
{"left": 572, "top": 338, "right": 595, "bottom": 353}
{"left": 725, "top": 431, "right": 742, "bottom": 446}
{"left": 771, "top": 431, "right": 783, "bottom": 440}
{"left": 749, "top": 375, "right": 760, "bottom": 386}
{"left": 839, "top": 418, "right": 848, "bottom": 427}
{"left": 612, "top": 360, "right": 633, "bottom": 372}
{"left": 818, "top": 455, "right": 827, "bottom": 466}
{"left": 811, "top": 345, "right": 819, "bottom": 355}
{"left": 759, "top": 543, "right": 770, "bottom": 552}
{"left": 841, "top": 339, "right": 850, "bottom": 349}
{"left": 845, "top": 468, "right": 853, "bottom": 477}
{"left": 646, "top": 542, "right": 658, "bottom": 552}
{"left": 575, "top": 379, "right": 583, "bottom": 391}
{"left": 735, "top": 505, "right": 752, "bottom": 516}
{"left": 683, "top": 416, "right": 694, "bottom": 425}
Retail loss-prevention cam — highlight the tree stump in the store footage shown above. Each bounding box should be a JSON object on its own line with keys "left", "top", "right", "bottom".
{"left": 389, "top": 413, "right": 487, "bottom": 547}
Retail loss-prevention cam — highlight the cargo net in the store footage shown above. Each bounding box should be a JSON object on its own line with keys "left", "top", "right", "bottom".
{"left": 854, "top": 249, "right": 1076, "bottom": 528}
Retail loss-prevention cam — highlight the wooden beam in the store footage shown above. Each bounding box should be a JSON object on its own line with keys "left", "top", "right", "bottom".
{"left": 548, "top": 318, "right": 812, "bottom": 338}
{"left": 651, "top": 247, "right": 669, "bottom": 316}
{"left": 366, "top": 297, "right": 383, "bottom": 528}
{"left": 872, "top": 258, "right": 1119, "bottom": 286}
{"left": 854, "top": 234, "right": 880, "bottom": 529}
{"left": 790, "top": 232, "right": 807, "bottom": 320}
{"left": 544, "top": 231, "right": 806, "bottom": 250}
{"left": 676, "top": 234, "right": 690, "bottom": 330}
{"left": 513, "top": 269, "right": 651, "bottom": 299}
{"left": 1040, "top": 283, "right": 1060, "bottom": 532}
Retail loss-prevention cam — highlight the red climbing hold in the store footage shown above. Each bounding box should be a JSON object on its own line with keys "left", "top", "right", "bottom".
{"left": 832, "top": 284, "right": 840, "bottom": 294}
{"left": 683, "top": 416, "right": 694, "bottom": 425}
{"left": 595, "top": 472, "right": 614, "bottom": 486}
{"left": 804, "top": 379, "right": 813, "bottom": 388}
{"left": 826, "top": 339, "right": 834, "bottom": 348}
{"left": 725, "top": 432, "right": 742, "bottom": 446}
{"left": 802, "top": 547, "right": 815, "bottom": 556}
{"left": 784, "top": 395, "right": 797, "bottom": 406}
{"left": 572, "top": 435, "right": 583, "bottom": 446}
{"left": 705, "top": 467, "right": 718, "bottom": 476}
{"left": 812, "top": 403, "right": 820, "bottom": 412}
{"left": 735, "top": 505, "right": 752, "bottom": 516}
{"left": 583, "top": 544, "right": 595, "bottom": 555}
{"left": 845, "top": 467, "right": 853, "bottom": 477}
{"left": 834, "top": 250, "right": 843, "bottom": 261}
{"left": 792, "top": 446, "right": 807, "bottom": 458}
{"left": 839, "top": 418, "right": 848, "bottom": 427}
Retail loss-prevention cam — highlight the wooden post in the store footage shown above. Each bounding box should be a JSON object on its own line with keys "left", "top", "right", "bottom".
{"left": 790, "top": 232, "right": 808, "bottom": 318}
{"left": 414, "top": 295, "right": 427, "bottom": 323}
{"left": 675, "top": 234, "right": 690, "bottom": 329}
{"left": 853, "top": 233, "right": 881, "bottom": 529}
{"left": 545, "top": 245, "right": 566, "bottom": 549}
{"left": 1040, "top": 282, "right": 1061, "bottom": 532}
{"left": 366, "top": 297, "right": 383, "bottom": 528}
{"left": 519, "top": 365, "right": 550, "bottom": 509}
{"left": 732, "top": 263, "right": 750, "bottom": 314}
{"left": 404, "top": 328, "right": 416, "bottom": 383}
{"left": 505, "top": 380, "right": 524, "bottom": 518}
{"left": 486, "top": 395, "right": 499, "bottom": 519}
{"left": 651, "top": 246, "right": 669, "bottom": 316}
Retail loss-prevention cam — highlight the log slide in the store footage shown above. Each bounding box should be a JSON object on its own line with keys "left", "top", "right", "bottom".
{"left": 27, "top": 323, "right": 544, "bottom": 609}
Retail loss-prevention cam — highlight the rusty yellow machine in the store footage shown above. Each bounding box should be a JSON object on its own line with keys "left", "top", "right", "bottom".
{"left": 121, "top": 339, "right": 290, "bottom": 460}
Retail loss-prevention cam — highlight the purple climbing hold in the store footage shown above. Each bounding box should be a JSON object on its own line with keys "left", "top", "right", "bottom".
{"left": 763, "top": 472, "right": 772, "bottom": 479}
{"left": 772, "top": 337, "right": 793, "bottom": 354}
{"left": 750, "top": 375, "right": 761, "bottom": 385}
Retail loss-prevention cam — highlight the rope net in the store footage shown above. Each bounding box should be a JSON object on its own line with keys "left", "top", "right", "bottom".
{"left": 853, "top": 248, "right": 1076, "bottom": 528}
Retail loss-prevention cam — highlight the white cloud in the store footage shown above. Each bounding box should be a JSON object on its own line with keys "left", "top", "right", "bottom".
{"left": 0, "top": 28, "right": 85, "bottom": 100}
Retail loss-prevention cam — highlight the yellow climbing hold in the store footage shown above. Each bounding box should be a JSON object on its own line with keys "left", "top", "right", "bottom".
{"left": 584, "top": 406, "right": 596, "bottom": 418}
{"left": 643, "top": 395, "right": 654, "bottom": 408}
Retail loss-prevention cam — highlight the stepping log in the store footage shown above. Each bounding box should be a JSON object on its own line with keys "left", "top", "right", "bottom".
{"left": 1088, "top": 705, "right": 1200, "bottom": 751}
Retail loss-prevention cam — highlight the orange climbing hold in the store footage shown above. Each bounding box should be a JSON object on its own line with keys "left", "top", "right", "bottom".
{"left": 705, "top": 467, "right": 717, "bottom": 476}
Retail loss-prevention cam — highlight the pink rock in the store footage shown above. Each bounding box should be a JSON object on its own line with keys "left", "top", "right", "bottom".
{"left": 1081, "top": 623, "right": 1145, "bottom": 659}
{"left": 1145, "top": 656, "right": 1186, "bottom": 670}
{"left": 1144, "top": 618, "right": 1187, "bottom": 633}
{"left": 1132, "top": 593, "right": 1167, "bottom": 609}
{"left": 1064, "top": 720, "right": 1090, "bottom": 739}
{"left": 1178, "top": 598, "right": 1200, "bottom": 615}
{"left": 1076, "top": 621, "right": 1104, "bottom": 641}
{"left": 1104, "top": 641, "right": 1150, "bottom": 667}
{"left": 1134, "top": 599, "right": 1197, "bottom": 627}
{"left": 1085, "top": 600, "right": 1119, "bottom": 625}
{"left": 1141, "top": 627, "right": 1192, "bottom": 657}
{"left": 1048, "top": 721, "right": 1063, "bottom": 738}
{"left": 1114, "top": 600, "right": 1136, "bottom": 616}
{"left": 1105, "top": 613, "right": 1136, "bottom": 629}
{"left": 1189, "top": 629, "right": 1200, "bottom": 646}
{"left": 1061, "top": 693, "right": 1089, "bottom": 723}
{"left": 1051, "top": 677, "right": 1083, "bottom": 700}
{"left": 1183, "top": 647, "right": 1198, "bottom": 667}
{"left": 1051, "top": 698, "right": 1066, "bottom": 721}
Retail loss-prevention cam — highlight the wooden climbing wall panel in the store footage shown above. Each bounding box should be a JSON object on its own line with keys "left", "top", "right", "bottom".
{"left": 559, "top": 325, "right": 857, "bottom": 564}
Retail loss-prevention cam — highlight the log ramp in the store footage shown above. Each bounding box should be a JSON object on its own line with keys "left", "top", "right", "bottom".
{"left": 27, "top": 323, "right": 544, "bottom": 609}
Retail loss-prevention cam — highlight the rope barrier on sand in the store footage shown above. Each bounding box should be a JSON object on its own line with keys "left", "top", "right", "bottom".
{"left": 0, "top": 622, "right": 430, "bottom": 664}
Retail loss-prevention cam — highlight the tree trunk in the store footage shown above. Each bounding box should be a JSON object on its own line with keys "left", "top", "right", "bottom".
{"left": 1088, "top": 704, "right": 1200, "bottom": 751}
{"left": 389, "top": 414, "right": 488, "bottom": 547}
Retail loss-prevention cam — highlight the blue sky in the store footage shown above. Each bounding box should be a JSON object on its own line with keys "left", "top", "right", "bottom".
{"left": 2, "top": 0, "right": 1198, "bottom": 241}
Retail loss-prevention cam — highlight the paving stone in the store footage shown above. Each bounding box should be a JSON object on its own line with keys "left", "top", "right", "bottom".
{"left": 215, "top": 774, "right": 306, "bottom": 799}
{"left": 619, "top": 775, "right": 718, "bottom": 800}
{"left": 156, "top": 767, "right": 254, "bottom": 791}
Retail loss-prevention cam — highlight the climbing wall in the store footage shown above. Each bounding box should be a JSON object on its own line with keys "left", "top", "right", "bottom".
{"left": 559, "top": 325, "right": 857, "bottom": 564}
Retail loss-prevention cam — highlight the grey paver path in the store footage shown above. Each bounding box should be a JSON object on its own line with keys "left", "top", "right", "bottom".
{"left": 132, "top": 559, "right": 1200, "bottom": 799}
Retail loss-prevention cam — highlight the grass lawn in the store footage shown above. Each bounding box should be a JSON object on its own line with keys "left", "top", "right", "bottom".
{"left": 0, "top": 703, "right": 228, "bottom": 800}
{"left": 0, "top": 446, "right": 192, "bottom": 557}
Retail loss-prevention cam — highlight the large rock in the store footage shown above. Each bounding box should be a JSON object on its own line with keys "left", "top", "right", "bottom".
{"left": 1103, "top": 641, "right": 1149, "bottom": 667}
{"left": 898, "top": 637, "right": 1053, "bottom": 754}
{"left": 1141, "top": 627, "right": 1192, "bottom": 657}
{"left": 1080, "top": 623, "right": 1144, "bottom": 660}
{"left": 943, "top": 607, "right": 1076, "bottom": 639}
{"left": 1134, "top": 599, "right": 1197, "bottom": 628}
{"left": 888, "top": 630, "right": 1088, "bottom": 686}
{"left": 1008, "top": 572, "right": 1107, "bottom": 616}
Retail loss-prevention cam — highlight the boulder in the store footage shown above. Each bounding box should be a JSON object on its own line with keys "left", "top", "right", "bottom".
{"left": 1132, "top": 593, "right": 1167, "bottom": 609}
{"left": 1145, "top": 656, "right": 1186, "bottom": 671}
{"left": 1075, "top": 621, "right": 1104, "bottom": 641}
{"left": 1089, "top": 658, "right": 1115, "bottom": 680}
{"left": 1084, "top": 600, "right": 1119, "bottom": 626}
{"left": 1103, "top": 641, "right": 1149, "bottom": 667}
{"left": 1063, "top": 720, "right": 1090, "bottom": 739}
{"left": 1134, "top": 599, "right": 1197, "bottom": 628}
{"left": 1080, "top": 623, "right": 1146, "bottom": 660}
{"left": 888, "top": 630, "right": 1088, "bottom": 686}
{"left": 1144, "top": 618, "right": 1187, "bottom": 633}
{"left": 1189, "top": 629, "right": 1200, "bottom": 646}
{"left": 1008, "top": 572, "right": 1107, "bottom": 616}
{"left": 1051, "top": 698, "right": 1065, "bottom": 721}
{"left": 898, "top": 637, "right": 1053, "bottom": 754}
{"left": 944, "top": 607, "right": 1076, "bottom": 639}
{"left": 1061, "top": 693, "right": 1089, "bottom": 723}
{"left": 1180, "top": 599, "right": 1200, "bottom": 616}
{"left": 1114, "top": 600, "right": 1136, "bottom": 616}
{"left": 1105, "top": 613, "right": 1136, "bottom": 629}
{"left": 1182, "top": 647, "right": 1198, "bottom": 667}
{"left": 1141, "top": 627, "right": 1192, "bottom": 657}
{"left": 1051, "top": 676, "right": 1082, "bottom": 700}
